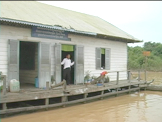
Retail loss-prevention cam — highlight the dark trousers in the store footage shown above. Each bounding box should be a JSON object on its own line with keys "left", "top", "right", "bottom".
{"left": 63, "top": 68, "right": 71, "bottom": 85}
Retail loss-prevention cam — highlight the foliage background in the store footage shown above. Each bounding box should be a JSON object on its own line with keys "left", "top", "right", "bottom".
{"left": 128, "top": 42, "right": 162, "bottom": 71}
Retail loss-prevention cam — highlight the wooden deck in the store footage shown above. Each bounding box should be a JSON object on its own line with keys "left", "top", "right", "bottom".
{"left": 0, "top": 79, "right": 149, "bottom": 114}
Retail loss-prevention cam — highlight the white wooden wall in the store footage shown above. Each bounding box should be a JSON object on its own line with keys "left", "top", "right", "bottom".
{"left": 0, "top": 25, "right": 128, "bottom": 84}
{"left": 68, "top": 34, "right": 128, "bottom": 81}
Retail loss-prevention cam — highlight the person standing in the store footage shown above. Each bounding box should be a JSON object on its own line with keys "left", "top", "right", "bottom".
{"left": 61, "top": 54, "right": 74, "bottom": 85}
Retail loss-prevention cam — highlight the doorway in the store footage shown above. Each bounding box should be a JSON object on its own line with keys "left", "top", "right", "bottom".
{"left": 19, "top": 41, "right": 38, "bottom": 89}
{"left": 61, "top": 44, "right": 75, "bottom": 84}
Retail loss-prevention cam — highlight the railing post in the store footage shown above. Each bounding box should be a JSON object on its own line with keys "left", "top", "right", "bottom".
{"left": 127, "top": 70, "right": 129, "bottom": 80}
{"left": 138, "top": 70, "right": 141, "bottom": 82}
{"left": 145, "top": 70, "right": 147, "bottom": 82}
{"left": 46, "top": 81, "right": 49, "bottom": 90}
{"left": 116, "top": 71, "right": 119, "bottom": 85}
{"left": 3, "top": 75, "right": 6, "bottom": 95}
{"left": 128, "top": 71, "right": 131, "bottom": 83}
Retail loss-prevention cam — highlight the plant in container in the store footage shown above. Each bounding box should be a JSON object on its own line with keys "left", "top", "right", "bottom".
{"left": 84, "top": 71, "right": 91, "bottom": 83}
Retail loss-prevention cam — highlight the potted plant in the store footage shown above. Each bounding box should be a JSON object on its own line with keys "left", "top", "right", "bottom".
{"left": 84, "top": 71, "right": 91, "bottom": 83}
{"left": 51, "top": 75, "right": 56, "bottom": 87}
{"left": 104, "top": 75, "right": 110, "bottom": 83}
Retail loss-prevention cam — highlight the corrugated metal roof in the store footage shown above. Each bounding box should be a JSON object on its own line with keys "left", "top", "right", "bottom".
{"left": 0, "top": 18, "right": 97, "bottom": 36}
{"left": 0, "top": 1, "right": 141, "bottom": 42}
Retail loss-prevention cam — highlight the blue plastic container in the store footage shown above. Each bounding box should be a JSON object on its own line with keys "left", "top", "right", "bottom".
{"left": 35, "top": 78, "right": 39, "bottom": 88}
{"left": 97, "top": 83, "right": 103, "bottom": 86}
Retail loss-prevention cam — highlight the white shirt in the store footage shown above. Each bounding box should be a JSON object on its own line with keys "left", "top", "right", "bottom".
{"left": 61, "top": 58, "right": 74, "bottom": 69}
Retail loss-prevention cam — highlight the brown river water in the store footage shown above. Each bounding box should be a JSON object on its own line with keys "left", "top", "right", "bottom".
{"left": 1, "top": 91, "right": 162, "bottom": 122}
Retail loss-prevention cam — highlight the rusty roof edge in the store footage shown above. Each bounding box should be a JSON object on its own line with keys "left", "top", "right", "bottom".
{"left": 0, "top": 17, "right": 142, "bottom": 43}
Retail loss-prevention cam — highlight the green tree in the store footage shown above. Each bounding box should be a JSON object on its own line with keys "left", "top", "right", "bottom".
{"left": 128, "top": 41, "right": 162, "bottom": 71}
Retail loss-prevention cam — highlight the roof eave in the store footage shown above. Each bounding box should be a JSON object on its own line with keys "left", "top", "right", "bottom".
{"left": 0, "top": 17, "right": 97, "bottom": 36}
{"left": 0, "top": 17, "right": 142, "bottom": 43}
{"left": 96, "top": 34, "right": 142, "bottom": 43}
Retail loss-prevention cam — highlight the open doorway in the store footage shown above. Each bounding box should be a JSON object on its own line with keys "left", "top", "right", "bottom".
{"left": 61, "top": 44, "right": 75, "bottom": 84}
{"left": 19, "top": 41, "right": 38, "bottom": 89}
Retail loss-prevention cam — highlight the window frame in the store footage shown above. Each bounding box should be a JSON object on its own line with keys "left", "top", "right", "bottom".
{"left": 95, "top": 47, "right": 111, "bottom": 70}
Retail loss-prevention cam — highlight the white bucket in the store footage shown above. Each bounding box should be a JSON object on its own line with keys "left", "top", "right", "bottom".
{"left": 10, "top": 79, "right": 20, "bottom": 92}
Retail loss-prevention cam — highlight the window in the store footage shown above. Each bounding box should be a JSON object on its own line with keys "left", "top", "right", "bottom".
{"left": 96, "top": 48, "right": 110, "bottom": 70}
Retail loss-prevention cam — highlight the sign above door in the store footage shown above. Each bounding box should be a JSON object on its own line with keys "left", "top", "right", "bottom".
{"left": 31, "top": 26, "right": 71, "bottom": 41}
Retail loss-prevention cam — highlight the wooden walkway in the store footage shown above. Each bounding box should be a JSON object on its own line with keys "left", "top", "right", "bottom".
{"left": 0, "top": 79, "right": 149, "bottom": 114}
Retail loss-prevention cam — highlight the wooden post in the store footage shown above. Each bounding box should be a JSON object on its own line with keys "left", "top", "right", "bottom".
{"left": 2, "top": 103, "right": 7, "bottom": 110}
{"left": 128, "top": 86, "right": 130, "bottom": 94}
{"left": 116, "top": 88, "right": 118, "bottom": 96}
{"left": 138, "top": 70, "right": 140, "bottom": 82}
{"left": 62, "top": 96, "right": 67, "bottom": 107}
{"left": 46, "top": 81, "right": 49, "bottom": 90}
{"left": 62, "top": 80, "right": 67, "bottom": 107}
{"left": 2, "top": 75, "right": 7, "bottom": 110}
{"left": 45, "top": 98, "right": 49, "bottom": 110}
{"left": 138, "top": 85, "right": 140, "bottom": 92}
{"left": 3, "top": 75, "right": 6, "bottom": 95}
{"left": 116, "top": 71, "right": 119, "bottom": 85}
{"left": 144, "top": 70, "right": 147, "bottom": 90}
{"left": 62, "top": 80, "right": 67, "bottom": 92}
{"left": 45, "top": 81, "right": 49, "bottom": 110}
{"left": 84, "top": 93, "right": 88, "bottom": 103}
{"left": 128, "top": 71, "right": 131, "bottom": 94}
{"left": 137, "top": 70, "right": 141, "bottom": 92}
{"left": 128, "top": 71, "right": 131, "bottom": 83}
{"left": 144, "top": 70, "right": 147, "bottom": 82}
{"left": 100, "top": 90, "right": 104, "bottom": 100}
{"left": 127, "top": 71, "right": 129, "bottom": 80}
{"left": 115, "top": 71, "right": 119, "bottom": 96}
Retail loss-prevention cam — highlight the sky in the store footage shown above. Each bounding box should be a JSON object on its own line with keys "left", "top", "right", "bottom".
{"left": 38, "top": 1, "right": 162, "bottom": 47}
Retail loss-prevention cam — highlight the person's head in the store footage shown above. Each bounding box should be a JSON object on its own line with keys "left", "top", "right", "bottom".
{"left": 66, "top": 54, "right": 70, "bottom": 59}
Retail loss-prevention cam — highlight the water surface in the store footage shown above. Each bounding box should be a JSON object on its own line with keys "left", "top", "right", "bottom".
{"left": 2, "top": 91, "right": 162, "bottom": 122}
